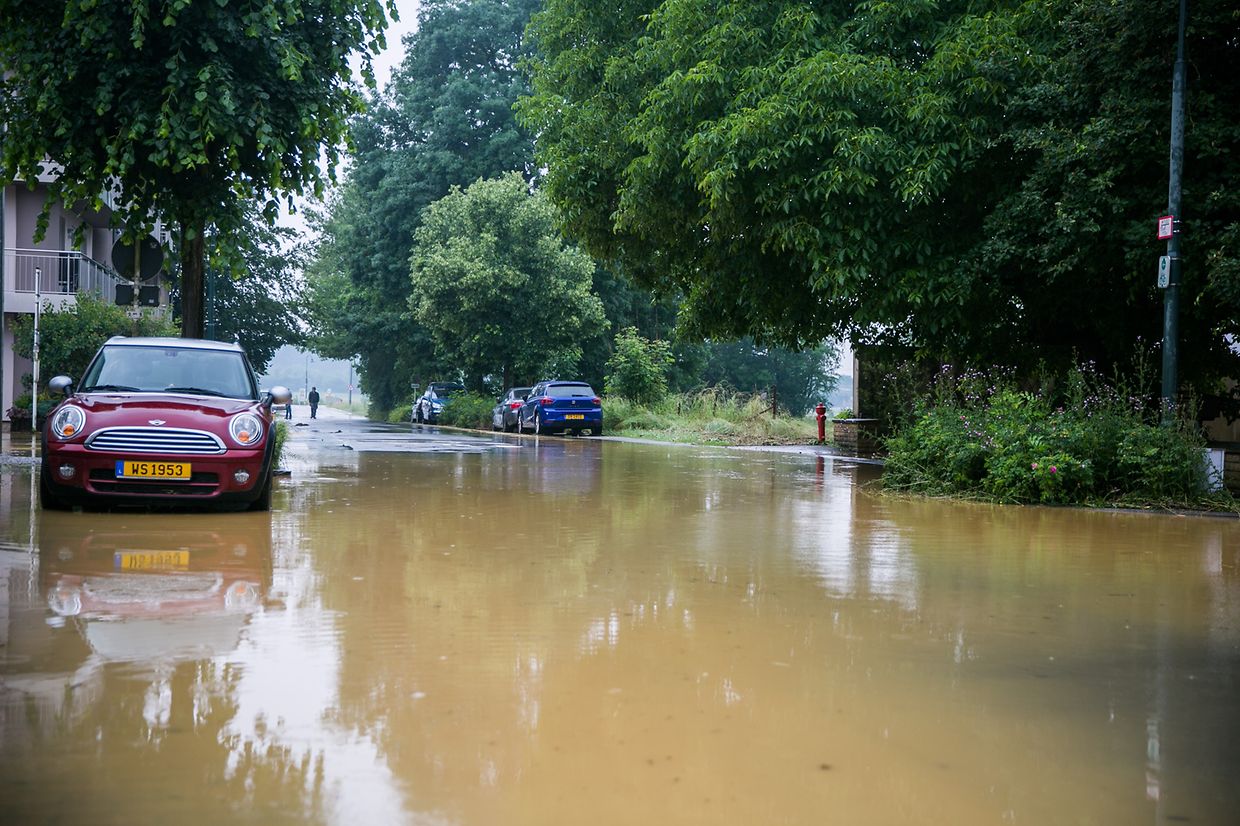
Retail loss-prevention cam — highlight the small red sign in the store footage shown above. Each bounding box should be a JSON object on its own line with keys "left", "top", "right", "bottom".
{"left": 1157, "top": 215, "right": 1175, "bottom": 240}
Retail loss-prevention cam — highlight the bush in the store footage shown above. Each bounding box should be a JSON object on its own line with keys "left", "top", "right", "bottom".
{"left": 605, "top": 327, "right": 673, "bottom": 406}
{"left": 272, "top": 420, "right": 289, "bottom": 469}
{"left": 602, "top": 396, "right": 641, "bottom": 432}
{"left": 1115, "top": 424, "right": 1206, "bottom": 499}
{"left": 884, "top": 365, "right": 1220, "bottom": 507}
{"left": 386, "top": 404, "right": 412, "bottom": 424}
{"left": 10, "top": 294, "right": 176, "bottom": 384}
{"left": 439, "top": 392, "right": 495, "bottom": 429}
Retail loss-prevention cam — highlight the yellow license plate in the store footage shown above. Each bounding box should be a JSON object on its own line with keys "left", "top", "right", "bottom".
{"left": 116, "top": 460, "right": 191, "bottom": 479}
{"left": 565, "top": 414, "right": 585, "bottom": 420}
{"left": 114, "top": 550, "right": 190, "bottom": 570}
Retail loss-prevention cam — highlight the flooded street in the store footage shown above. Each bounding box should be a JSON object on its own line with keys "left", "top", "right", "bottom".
{"left": 2, "top": 417, "right": 1238, "bottom": 825}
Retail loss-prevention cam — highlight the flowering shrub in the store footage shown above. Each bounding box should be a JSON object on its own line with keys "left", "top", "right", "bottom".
{"left": 884, "top": 365, "right": 1219, "bottom": 507}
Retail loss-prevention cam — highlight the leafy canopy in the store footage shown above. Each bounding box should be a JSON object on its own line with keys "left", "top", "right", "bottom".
{"left": 521, "top": 0, "right": 1240, "bottom": 397}
{"left": 409, "top": 174, "right": 607, "bottom": 391}
{"left": 0, "top": 0, "right": 395, "bottom": 336}
{"left": 195, "top": 206, "right": 306, "bottom": 374}
{"left": 520, "top": 0, "right": 1047, "bottom": 349}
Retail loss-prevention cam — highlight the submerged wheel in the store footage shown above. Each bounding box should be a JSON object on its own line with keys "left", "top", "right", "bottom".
{"left": 247, "top": 473, "right": 273, "bottom": 512}
{"left": 39, "top": 471, "right": 71, "bottom": 511}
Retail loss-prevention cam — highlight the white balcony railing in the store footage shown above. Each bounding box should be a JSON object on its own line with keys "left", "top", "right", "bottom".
{"left": 4, "top": 247, "right": 124, "bottom": 299}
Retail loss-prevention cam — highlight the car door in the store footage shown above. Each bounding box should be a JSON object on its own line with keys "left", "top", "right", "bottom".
{"left": 522, "top": 384, "right": 543, "bottom": 427}
{"left": 498, "top": 390, "right": 512, "bottom": 428}
{"left": 511, "top": 388, "right": 530, "bottom": 428}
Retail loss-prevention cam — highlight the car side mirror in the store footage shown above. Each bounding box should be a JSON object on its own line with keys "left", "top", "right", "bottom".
{"left": 48, "top": 375, "right": 74, "bottom": 397}
{"left": 264, "top": 385, "right": 292, "bottom": 409}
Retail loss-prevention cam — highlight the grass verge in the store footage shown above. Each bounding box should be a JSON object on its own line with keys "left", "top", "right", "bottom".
{"left": 604, "top": 389, "right": 818, "bottom": 446}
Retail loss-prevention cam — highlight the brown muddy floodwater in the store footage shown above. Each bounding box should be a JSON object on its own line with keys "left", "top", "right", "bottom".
{"left": 1, "top": 421, "right": 1239, "bottom": 826}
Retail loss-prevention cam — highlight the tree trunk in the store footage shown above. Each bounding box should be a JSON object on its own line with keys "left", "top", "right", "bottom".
{"left": 179, "top": 224, "right": 206, "bottom": 338}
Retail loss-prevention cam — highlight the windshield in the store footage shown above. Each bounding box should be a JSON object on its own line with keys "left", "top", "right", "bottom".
{"left": 547, "top": 384, "right": 595, "bottom": 398}
{"left": 80, "top": 345, "right": 258, "bottom": 400}
{"left": 431, "top": 384, "right": 464, "bottom": 397}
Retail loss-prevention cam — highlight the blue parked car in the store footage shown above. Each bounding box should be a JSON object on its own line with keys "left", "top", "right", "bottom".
{"left": 518, "top": 381, "right": 602, "bottom": 436}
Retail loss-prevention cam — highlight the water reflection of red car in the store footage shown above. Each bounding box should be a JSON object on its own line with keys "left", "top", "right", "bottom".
{"left": 40, "top": 337, "right": 291, "bottom": 511}
{"left": 40, "top": 520, "right": 272, "bottom": 663}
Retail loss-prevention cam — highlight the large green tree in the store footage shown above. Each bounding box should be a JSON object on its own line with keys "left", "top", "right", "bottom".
{"left": 410, "top": 174, "right": 606, "bottom": 390}
{"left": 520, "top": 0, "right": 1240, "bottom": 402}
{"left": 307, "top": 0, "right": 539, "bottom": 410}
{"left": 197, "top": 208, "right": 305, "bottom": 373}
{"left": 0, "top": 0, "right": 395, "bottom": 338}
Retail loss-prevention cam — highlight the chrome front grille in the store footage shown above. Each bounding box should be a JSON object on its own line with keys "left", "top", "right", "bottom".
{"left": 86, "top": 427, "right": 226, "bottom": 455}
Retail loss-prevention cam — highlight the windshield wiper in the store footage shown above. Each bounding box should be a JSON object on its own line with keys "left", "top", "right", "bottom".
{"left": 163, "top": 386, "right": 231, "bottom": 397}
{"left": 82, "top": 384, "right": 142, "bottom": 392}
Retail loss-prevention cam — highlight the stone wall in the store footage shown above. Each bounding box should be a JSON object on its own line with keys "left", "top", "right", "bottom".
{"left": 832, "top": 418, "right": 881, "bottom": 455}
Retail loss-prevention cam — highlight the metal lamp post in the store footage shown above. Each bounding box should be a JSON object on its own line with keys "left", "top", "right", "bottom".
{"left": 32, "top": 266, "right": 41, "bottom": 403}
{"left": 1160, "top": 0, "right": 1188, "bottom": 421}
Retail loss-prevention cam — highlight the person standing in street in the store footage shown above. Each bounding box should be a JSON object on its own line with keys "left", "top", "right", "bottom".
{"left": 284, "top": 399, "right": 293, "bottom": 420}
{"left": 309, "top": 387, "right": 320, "bottom": 419}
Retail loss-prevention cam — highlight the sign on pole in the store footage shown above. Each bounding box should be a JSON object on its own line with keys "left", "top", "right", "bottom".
{"left": 1157, "top": 215, "right": 1175, "bottom": 240}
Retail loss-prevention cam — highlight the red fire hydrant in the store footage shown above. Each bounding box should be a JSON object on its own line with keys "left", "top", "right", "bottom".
{"left": 815, "top": 402, "right": 827, "bottom": 444}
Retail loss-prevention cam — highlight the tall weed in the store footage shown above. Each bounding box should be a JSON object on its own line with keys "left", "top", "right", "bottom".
{"left": 885, "top": 363, "right": 1221, "bottom": 507}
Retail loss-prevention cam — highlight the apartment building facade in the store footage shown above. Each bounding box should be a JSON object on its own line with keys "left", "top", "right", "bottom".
{"left": 1, "top": 174, "right": 125, "bottom": 426}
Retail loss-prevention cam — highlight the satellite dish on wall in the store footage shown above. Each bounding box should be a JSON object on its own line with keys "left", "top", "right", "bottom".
{"left": 112, "top": 236, "right": 164, "bottom": 281}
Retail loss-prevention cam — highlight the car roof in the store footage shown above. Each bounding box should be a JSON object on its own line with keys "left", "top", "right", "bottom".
{"left": 543, "top": 381, "right": 591, "bottom": 386}
{"left": 103, "top": 336, "right": 245, "bottom": 353}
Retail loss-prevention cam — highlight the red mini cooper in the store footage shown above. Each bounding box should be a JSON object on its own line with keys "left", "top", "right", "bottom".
{"left": 40, "top": 337, "right": 292, "bottom": 511}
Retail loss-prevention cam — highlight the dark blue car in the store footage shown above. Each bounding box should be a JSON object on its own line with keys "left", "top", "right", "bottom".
{"left": 518, "top": 381, "right": 603, "bottom": 436}
{"left": 413, "top": 381, "right": 464, "bottom": 424}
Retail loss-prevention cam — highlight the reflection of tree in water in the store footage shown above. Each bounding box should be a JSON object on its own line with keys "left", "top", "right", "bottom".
{"left": 0, "top": 657, "right": 327, "bottom": 823}
{"left": 874, "top": 494, "right": 1240, "bottom": 821}
{"left": 304, "top": 444, "right": 866, "bottom": 817}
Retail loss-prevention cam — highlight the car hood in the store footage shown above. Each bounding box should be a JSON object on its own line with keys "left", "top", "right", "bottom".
{"left": 69, "top": 393, "right": 260, "bottom": 428}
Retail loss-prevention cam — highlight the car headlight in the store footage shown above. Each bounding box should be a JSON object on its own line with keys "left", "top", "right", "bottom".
{"left": 229, "top": 413, "right": 264, "bottom": 446}
{"left": 50, "top": 405, "right": 86, "bottom": 439}
{"left": 431, "top": 402, "right": 443, "bottom": 412}
{"left": 48, "top": 585, "right": 82, "bottom": 617}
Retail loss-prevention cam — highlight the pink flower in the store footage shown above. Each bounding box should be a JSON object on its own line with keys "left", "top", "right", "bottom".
{"left": 1050, "top": 466, "right": 1058, "bottom": 474}
{"left": 1031, "top": 462, "right": 1038, "bottom": 470}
